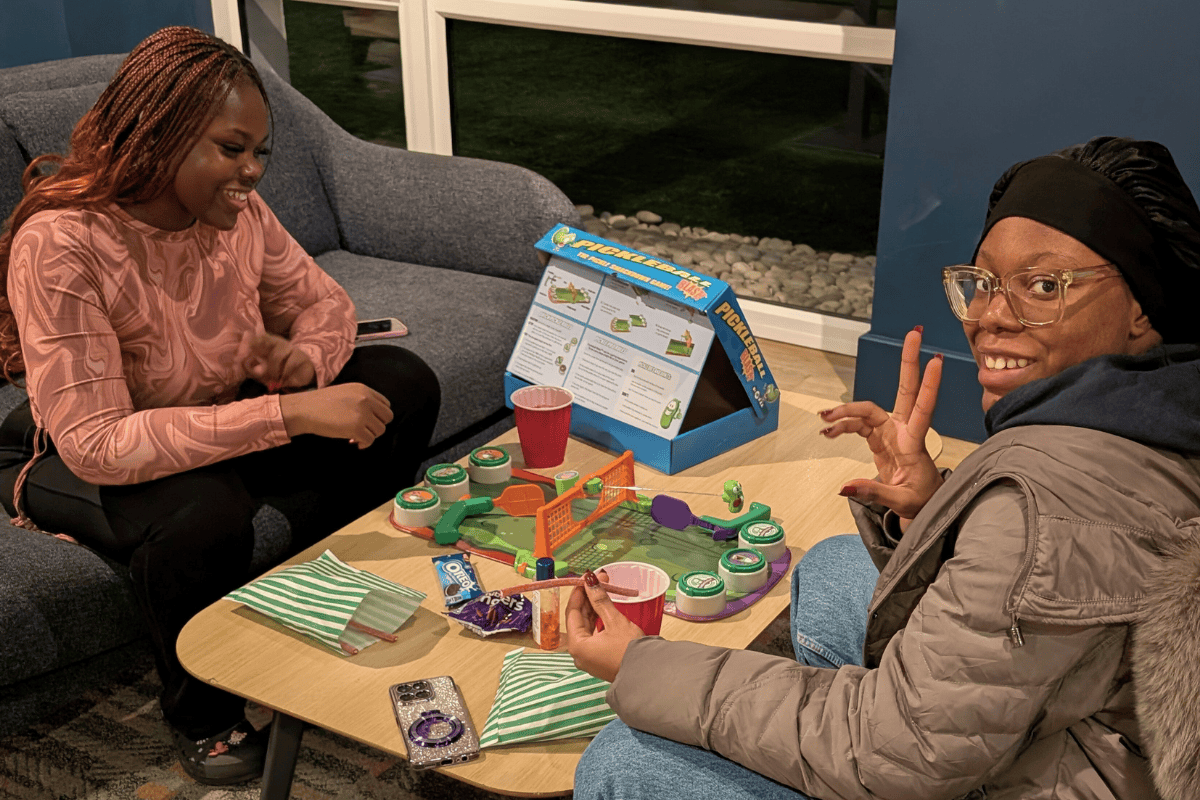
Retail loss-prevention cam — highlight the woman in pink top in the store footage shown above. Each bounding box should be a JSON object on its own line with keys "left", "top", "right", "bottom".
{"left": 0, "top": 27, "right": 440, "bottom": 784}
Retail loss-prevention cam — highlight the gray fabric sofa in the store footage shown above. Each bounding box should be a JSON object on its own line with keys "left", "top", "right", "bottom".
{"left": 0, "top": 53, "right": 577, "bottom": 736}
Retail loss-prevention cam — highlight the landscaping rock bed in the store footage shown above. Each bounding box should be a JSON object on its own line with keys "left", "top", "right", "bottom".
{"left": 576, "top": 205, "right": 875, "bottom": 320}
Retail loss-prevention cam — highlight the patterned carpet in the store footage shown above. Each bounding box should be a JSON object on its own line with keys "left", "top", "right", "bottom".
{"left": 0, "top": 614, "right": 792, "bottom": 799}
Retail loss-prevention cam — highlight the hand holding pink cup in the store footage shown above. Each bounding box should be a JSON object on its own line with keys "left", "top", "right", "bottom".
{"left": 593, "top": 561, "right": 670, "bottom": 636}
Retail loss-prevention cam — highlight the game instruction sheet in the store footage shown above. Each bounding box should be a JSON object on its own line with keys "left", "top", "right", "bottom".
{"left": 506, "top": 256, "right": 715, "bottom": 438}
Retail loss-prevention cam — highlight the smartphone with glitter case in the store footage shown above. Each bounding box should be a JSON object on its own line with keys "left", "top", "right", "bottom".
{"left": 389, "top": 677, "right": 480, "bottom": 769}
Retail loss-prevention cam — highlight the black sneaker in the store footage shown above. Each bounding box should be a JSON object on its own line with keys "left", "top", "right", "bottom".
{"left": 172, "top": 718, "right": 268, "bottom": 785}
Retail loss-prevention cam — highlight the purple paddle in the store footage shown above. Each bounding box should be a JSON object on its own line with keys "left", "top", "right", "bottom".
{"left": 651, "top": 495, "right": 737, "bottom": 541}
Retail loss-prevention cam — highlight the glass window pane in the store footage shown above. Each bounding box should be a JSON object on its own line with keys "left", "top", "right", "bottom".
{"left": 448, "top": 21, "right": 881, "bottom": 320}
{"left": 281, "top": 1, "right": 887, "bottom": 321}
{"left": 284, "top": 1, "right": 407, "bottom": 148}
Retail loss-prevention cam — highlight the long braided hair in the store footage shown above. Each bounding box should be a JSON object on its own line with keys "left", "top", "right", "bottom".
{"left": 0, "top": 26, "right": 269, "bottom": 381}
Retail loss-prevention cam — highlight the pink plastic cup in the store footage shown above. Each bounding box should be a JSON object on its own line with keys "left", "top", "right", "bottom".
{"left": 593, "top": 561, "right": 670, "bottom": 636}
{"left": 510, "top": 385, "right": 574, "bottom": 469}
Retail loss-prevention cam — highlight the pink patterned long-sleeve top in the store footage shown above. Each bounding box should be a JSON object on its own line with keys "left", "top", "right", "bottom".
{"left": 7, "top": 191, "right": 356, "bottom": 485}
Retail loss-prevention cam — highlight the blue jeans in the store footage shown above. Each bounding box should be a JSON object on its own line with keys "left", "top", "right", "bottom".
{"left": 573, "top": 534, "right": 879, "bottom": 800}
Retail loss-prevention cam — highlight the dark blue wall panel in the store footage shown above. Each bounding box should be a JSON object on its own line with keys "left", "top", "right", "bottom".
{"left": 855, "top": 1, "right": 1200, "bottom": 442}
{"left": 1, "top": 0, "right": 214, "bottom": 69}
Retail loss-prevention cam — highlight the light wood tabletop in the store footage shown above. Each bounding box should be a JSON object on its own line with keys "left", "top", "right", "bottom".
{"left": 177, "top": 389, "right": 941, "bottom": 798}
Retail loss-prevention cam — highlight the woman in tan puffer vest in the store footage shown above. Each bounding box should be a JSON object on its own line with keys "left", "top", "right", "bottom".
{"left": 568, "top": 137, "right": 1200, "bottom": 800}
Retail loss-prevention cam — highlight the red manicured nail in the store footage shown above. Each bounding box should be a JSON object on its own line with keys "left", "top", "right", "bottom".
{"left": 583, "top": 570, "right": 599, "bottom": 587}
{"left": 838, "top": 485, "right": 857, "bottom": 497}
{"left": 913, "top": 325, "right": 924, "bottom": 334}
{"left": 935, "top": 353, "right": 944, "bottom": 361}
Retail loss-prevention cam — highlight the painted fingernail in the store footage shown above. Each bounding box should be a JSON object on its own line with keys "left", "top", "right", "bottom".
{"left": 583, "top": 570, "right": 599, "bottom": 587}
{"left": 913, "top": 325, "right": 924, "bottom": 334}
{"left": 820, "top": 426, "right": 834, "bottom": 437}
{"left": 818, "top": 409, "right": 834, "bottom": 419}
{"left": 935, "top": 353, "right": 944, "bottom": 361}
{"left": 838, "top": 485, "right": 857, "bottom": 497}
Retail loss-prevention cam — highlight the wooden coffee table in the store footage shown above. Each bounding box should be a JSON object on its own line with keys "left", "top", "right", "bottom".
{"left": 177, "top": 389, "right": 940, "bottom": 798}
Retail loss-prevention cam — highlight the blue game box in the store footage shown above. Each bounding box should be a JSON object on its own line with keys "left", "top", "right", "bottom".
{"left": 503, "top": 224, "right": 780, "bottom": 474}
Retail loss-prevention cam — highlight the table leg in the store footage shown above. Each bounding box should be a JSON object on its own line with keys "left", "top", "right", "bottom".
{"left": 260, "top": 712, "right": 304, "bottom": 800}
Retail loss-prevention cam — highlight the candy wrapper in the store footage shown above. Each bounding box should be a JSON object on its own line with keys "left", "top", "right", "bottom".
{"left": 432, "top": 552, "right": 484, "bottom": 608}
{"left": 448, "top": 591, "right": 532, "bottom": 637}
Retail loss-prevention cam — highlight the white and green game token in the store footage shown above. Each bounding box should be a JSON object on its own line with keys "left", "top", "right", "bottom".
{"left": 675, "top": 570, "right": 727, "bottom": 617}
{"left": 718, "top": 548, "right": 768, "bottom": 593}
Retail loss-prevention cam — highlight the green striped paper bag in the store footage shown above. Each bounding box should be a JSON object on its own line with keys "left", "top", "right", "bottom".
{"left": 479, "top": 648, "right": 616, "bottom": 747}
{"left": 225, "top": 549, "right": 425, "bottom": 654}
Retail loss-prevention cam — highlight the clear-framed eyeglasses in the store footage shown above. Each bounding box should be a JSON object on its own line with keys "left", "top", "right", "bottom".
{"left": 941, "top": 260, "right": 1121, "bottom": 327}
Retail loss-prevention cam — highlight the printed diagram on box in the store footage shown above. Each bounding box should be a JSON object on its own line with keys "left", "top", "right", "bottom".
{"left": 536, "top": 258, "right": 603, "bottom": 325}
{"left": 507, "top": 307, "right": 585, "bottom": 387}
{"left": 665, "top": 329, "right": 694, "bottom": 358}
{"left": 609, "top": 315, "right": 646, "bottom": 333}
{"left": 547, "top": 279, "right": 591, "bottom": 306}
{"left": 660, "top": 399, "right": 683, "bottom": 428}
{"left": 613, "top": 357, "right": 697, "bottom": 437}
{"left": 596, "top": 277, "right": 713, "bottom": 359}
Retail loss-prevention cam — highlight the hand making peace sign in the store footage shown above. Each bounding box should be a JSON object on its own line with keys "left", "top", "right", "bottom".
{"left": 817, "top": 326, "right": 945, "bottom": 526}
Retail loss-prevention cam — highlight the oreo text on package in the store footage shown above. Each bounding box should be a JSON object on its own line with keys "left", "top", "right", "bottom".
{"left": 432, "top": 552, "right": 484, "bottom": 608}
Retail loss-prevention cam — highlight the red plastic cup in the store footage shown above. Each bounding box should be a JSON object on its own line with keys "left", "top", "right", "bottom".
{"left": 510, "top": 385, "right": 574, "bottom": 469}
{"left": 593, "top": 561, "right": 670, "bottom": 636}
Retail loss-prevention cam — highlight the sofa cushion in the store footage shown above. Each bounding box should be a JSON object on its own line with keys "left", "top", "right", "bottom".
{"left": 0, "top": 127, "right": 24, "bottom": 224}
{"left": 253, "top": 68, "right": 341, "bottom": 257}
{"left": 0, "top": 54, "right": 122, "bottom": 222}
{"left": 0, "top": 54, "right": 121, "bottom": 97}
{"left": 0, "top": 527, "right": 144, "bottom": 688}
{"left": 0, "top": 82, "right": 105, "bottom": 166}
{"left": 315, "top": 250, "right": 536, "bottom": 446}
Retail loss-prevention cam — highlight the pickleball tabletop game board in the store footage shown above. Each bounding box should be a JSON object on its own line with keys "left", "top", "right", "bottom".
{"left": 396, "top": 472, "right": 790, "bottom": 620}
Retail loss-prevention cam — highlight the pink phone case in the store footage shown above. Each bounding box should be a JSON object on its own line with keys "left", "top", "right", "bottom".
{"left": 356, "top": 329, "right": 408, "bottom": 341}
{"left": 356, "top": 318, "right": 408, "bottom": 340}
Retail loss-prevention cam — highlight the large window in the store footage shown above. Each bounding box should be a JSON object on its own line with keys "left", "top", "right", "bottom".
{"left": 258, "top": 0, "right": 893, "bottom": 350}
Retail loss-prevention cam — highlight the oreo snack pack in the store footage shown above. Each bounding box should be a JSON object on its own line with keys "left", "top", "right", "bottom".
{"left": 432, "top": 552, "right": 484, "bottom": 608}
{"left": 447, "top": 591, "right": 532, "bottom": 637}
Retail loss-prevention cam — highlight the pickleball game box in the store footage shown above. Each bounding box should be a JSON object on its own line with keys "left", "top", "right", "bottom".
{"left": 504, "top": 224, "right": 780, "bottom": 474}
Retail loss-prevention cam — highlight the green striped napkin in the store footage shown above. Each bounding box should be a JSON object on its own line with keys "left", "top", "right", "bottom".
{"left": 479, "top": 648, "right": 616, "bottom": 748}
{"left": 225, "top": 550, "right": 426, "bottom": 655}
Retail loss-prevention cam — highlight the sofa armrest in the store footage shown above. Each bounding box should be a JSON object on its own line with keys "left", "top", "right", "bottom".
{"left": 319, "top": 130, "right": 579, "bottom": 285}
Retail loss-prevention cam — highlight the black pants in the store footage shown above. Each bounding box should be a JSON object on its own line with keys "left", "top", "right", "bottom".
{"left": 0, "top": 345, "right": 440, "bottom": 739}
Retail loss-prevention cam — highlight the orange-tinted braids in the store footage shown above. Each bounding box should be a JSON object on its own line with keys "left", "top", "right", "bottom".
{"left": 0, "top": 25, "right": 270, "bottom": 381}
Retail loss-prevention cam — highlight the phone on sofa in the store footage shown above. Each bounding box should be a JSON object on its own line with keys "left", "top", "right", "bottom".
{"left": 356, "top": 317, "right": 409, "bottom": 341}
{"left": 389, "top": 677, "right": 481, "bottom": 769}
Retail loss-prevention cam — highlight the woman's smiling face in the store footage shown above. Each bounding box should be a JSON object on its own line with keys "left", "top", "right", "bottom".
{"left": 127, "top": 79, "right": 270, "bottom": 231}
{"left": 966, "top": 216, "right": 1161, "bottom": 412}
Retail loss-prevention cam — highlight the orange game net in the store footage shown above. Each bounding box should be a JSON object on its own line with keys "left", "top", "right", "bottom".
{"left": 534, "top": 451, "right": 636, "bottom": 559}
